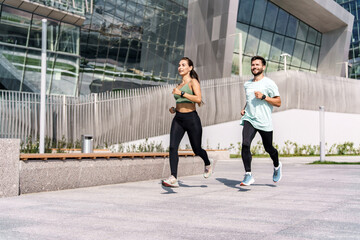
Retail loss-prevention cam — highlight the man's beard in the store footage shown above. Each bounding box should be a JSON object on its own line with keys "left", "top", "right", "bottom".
{"left": 252, "top": 69, "right": 263, "bottom": 76}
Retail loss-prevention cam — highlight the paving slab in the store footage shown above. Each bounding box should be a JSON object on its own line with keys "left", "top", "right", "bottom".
{"left": 0, "top": 156, "right": 359, "bottom": 240}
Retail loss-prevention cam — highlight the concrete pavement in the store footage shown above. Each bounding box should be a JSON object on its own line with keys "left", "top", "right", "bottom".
{"left": 0, "top": 156, "right": 359, "bottom": 240}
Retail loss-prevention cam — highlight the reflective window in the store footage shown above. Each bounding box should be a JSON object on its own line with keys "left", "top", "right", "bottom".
{"left": 0, "top": 4, "right": 81, "bottom": 95}
{"left": 301, "top": 43, "right": 314, "bottom": 69}
{"left": 307, "top": 27, "right": 317, "bottom": 44}
{"left": 266, "top": 61, "right": 279, "bottom": 73}
{"left": 311, "top": 46, "right": 320, "bottom": 71}
{"left": 296, "top": 21, "right": 308, "bottom": 42}
{"left": 275, "top": 9, "right": 289, "bottom": 35}
{"left": 263, "top": 2, "right": 278, "bottom": 31}
{"left": 250, "top": 0, "right": 267, "bottom": 28}
{"left": 0, "top": 6, "right": 31, "bottom": 46}
{"left": 235, "top": 0, "right": 322, "bottom": 75}
{"left": 58, "top": 23, "right": 79, "bottom": 54}
{"left": 269, "top": 34, "right": 284, "bottom": 62}
{"left": 238, "top": 0, "right": 254, "bottom": 24}
{"left": 0, "top": 44, "right": 25, "bottom": 91}
{"left": 291, "top": 40, "right": 305, "bottom": 67}
{"left": 47, "top": 19, "right": 60, "bottom": 52}
{"left": 49, "top": 54, "right": 79, "bottom": 95}
{"left": 282, "top": 37, "right": 295, "bottom": 61}
{"left": 244, "top": 27, "right": 261, "bottom": 55}
{"left": 286, "top": 15, "right": 298, "bottom": 38}
{"left": 28, "top": 15, "right": 43, "bottom": 49}
{"left": 77, "top": 0, "right": 188, "bottom": 94}
{"left": 258, "top": 30, "right": 273, "bottom": 59}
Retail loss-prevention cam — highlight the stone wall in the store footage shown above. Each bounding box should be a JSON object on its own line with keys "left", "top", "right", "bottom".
{"left": 0, "top": 139, "right": 20, "bottom": 198}
{"left": 19, "top": 151, "right": 229, "bottom": 194}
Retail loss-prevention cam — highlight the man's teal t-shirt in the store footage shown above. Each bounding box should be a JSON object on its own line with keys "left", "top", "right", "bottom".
{"left": 240, "top": 76, "right": 280, "bottom": 132}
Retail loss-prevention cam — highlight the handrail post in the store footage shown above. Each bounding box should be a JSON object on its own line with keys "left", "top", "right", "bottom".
{"left": 39, "top": 19, "right": 47, "bottom": 154}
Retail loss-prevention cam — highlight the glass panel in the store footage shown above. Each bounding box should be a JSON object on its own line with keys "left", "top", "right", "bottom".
{"left": 316, "top": 32, "right": 322, "bottom": 46}
{"left": 258, "top": 30, "right": 273, "bottom": 59}
{"left": 242, "top": 55, "right": 252, "bottom": 76}
{"left": 47, "top": 19, "right": 60, "bottom": 51}
{"left": 250, "top": 0, "right": 267, "bottom": 28}
{"left": 236, "top": 22, "right": 249, "bottom": 54}
{"left": 286, "top": 15, "right": 298, "bottom": 38}
{"left": 310, "top": 46, "right": 320, "bottom": 71}
{"left": 237, "top": 0, "right": 254, "bottom": 24}
{"left": 275, "top": 9, "right": 289, "bottom": 35}
{"left": 0, "top": 6, "right": 31, "bottom": 46}
{"left": 28, "top": 15, "right": 43, "bottom": 49}
{"left": 307, "top": 27, "right": 317, "bottom": 44}
{"left": 282, "top": 37, "right": 295, "bottom": 55}
{"left": 291, "top": 40, "right": 305, "bottom": 67}
{"left": 0, "top": 45, "right": 26, "bottom": 91}
{"left": 265, "top": 61, "right": 279, "bottom": 73}
{"left": 301, "top": 43, "right": 314, "bottom": 69}
{"left": 296, "top": 21, "right": 308, "bottom": 41}
{"left": 244, "top": 27, "right": 261, "bottom": 56}
{"left": 23, "top": 49, "right": 50, "bottom": 93}
{"left": 58, "top": 23, "right": 80, "bottom": 54}
{"left": 49, "top": 54, "right": 79, "bottom": 95}
{"left": 269, "top": 34, "right": 284, "bottom": 61}
{"left": 263, "top": 2, "right": 278, "bottom": 31}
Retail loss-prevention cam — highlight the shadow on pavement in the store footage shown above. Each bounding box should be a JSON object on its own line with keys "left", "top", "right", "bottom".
{"left": 159, "top": 181, "right": 208, "bottom": 194}
{"left": 216, "top": 178, "right": 277, "bottom": 191}
{"left": 160, "top": 182, "right": 177, "bottom": 194}
{"left": 178, "top": 181, "right": 208, "bottom": 188}
{"left": 216, "top": 178, "right": 249, "bottom": 191}
{"left": 252, "top": 183, "right": 277, "bottom": 187}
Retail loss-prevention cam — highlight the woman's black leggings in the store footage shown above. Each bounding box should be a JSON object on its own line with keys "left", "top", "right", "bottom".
{"left": 241, "top": 120, "right": 279, "bottom": 172}
{"left": 169, "top": 111, "right": 210, "bottom": 178}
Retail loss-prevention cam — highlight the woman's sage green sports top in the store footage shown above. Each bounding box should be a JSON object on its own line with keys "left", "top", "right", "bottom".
{"left": 174, "top": 82, "right": 194, "bottom": 104}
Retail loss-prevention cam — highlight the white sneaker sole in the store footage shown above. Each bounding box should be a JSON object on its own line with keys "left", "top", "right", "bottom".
{"left": 240, "top": 178, "right": 255, "bottom": 186}
{"left": 162, "top": 180, "right": 179, "bottom": 188}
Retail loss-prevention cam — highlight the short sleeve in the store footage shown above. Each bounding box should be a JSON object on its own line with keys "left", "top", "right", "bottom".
{"left": 267, "top": 80, "right": 280, "bottom": 98}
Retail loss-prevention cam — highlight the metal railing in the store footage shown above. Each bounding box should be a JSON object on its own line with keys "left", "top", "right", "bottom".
{"left": 1, "top": 70, "right": 360, "bottom": 148}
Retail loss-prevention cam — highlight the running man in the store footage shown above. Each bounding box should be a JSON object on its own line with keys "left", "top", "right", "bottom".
{"left": 239, "top": 56, "right": 282, "bottom": 186}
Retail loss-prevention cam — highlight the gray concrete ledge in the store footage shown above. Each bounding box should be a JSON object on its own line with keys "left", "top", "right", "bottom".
{"left": 19, "top": 151, "right": 228, "bottom": 194}
{"left": 0, "top": 139, "right": 20, "bottom": 198}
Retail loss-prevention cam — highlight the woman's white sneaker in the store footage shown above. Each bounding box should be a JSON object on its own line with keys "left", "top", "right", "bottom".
{"left": 162, "top": 176, "right": 179, "bottom": 188}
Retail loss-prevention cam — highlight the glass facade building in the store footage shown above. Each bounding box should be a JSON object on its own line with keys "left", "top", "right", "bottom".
{"left": 335, "top": 0, "right": 360, "bottom": 79}
{"left": 79, "top": 0, "right": 188, "bottom": 94}
{"left": 0, "top": 0, "right": 352, "bottom": 96}
{"left": 233, "top": 0, "right": 322, "bottom": 76}
{"left": 0, "top": 2, "right": 82, "bottom": 95}
{"left": 0, "top": 0, "right": 187, "bottom": 96}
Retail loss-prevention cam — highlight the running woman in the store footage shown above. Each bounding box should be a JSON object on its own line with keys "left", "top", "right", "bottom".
{"left": 162, "top": 57, "right": 213, "bottom": 188}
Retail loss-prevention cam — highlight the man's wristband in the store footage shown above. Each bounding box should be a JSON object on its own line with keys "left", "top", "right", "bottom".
{"left": 261, "top": 94, "right": 266, "bottom": 100}
{"left": 181, "top": 91, "right": 185, "bottom": 97}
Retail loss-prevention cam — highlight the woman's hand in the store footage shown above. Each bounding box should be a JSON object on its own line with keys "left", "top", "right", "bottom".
{"left": 241, "top": 109, "right": 245, "bottom": 116}
{"left": 169, "top": 107, "right": 176, "bottom": 114}
{"left": 172, "top": 88, "right": 181, "bottom": 95}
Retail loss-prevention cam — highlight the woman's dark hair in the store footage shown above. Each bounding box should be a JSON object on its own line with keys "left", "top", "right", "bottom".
{"left": 181, "top": 57, "right": 199, "bottom": 82}
{"left": 251, "top": 56, "right": 266, "bottom": 66}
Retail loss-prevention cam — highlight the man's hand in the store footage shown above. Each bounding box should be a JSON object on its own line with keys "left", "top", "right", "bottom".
{"left": 241, "top": 109, "right": 245, "bottom": 116}
{"left": 254, "top": 91, "right": 264, "bottom": 99}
